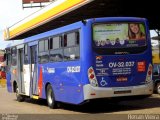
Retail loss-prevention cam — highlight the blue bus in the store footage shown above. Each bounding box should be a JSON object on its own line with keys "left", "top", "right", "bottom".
{"left": 5, "top": 17, "right": 153, "bottom": 108}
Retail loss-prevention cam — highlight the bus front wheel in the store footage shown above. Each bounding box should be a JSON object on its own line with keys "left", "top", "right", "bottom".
{"left": 46, "top": 84, "right": 57, "bottom": 109}
{"left": 156, "top": 83, "right": 160, "bottom": 95}
{"left": 16, "top": 85, "right": 25, "bottom": 102}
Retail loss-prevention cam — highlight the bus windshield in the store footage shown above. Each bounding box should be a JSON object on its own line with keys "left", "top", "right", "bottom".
{"left": 93, "top": 22, "right": 146, "bottom": 49}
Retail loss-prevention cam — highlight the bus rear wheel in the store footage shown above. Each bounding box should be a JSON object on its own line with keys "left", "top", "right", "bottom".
{"left": 46, "top": 84, "right": 57, "bottom": 109}
{"left": 156, "top": 83, "right": 160, "bottom": 95}
{"left": 16, "top": 85, "right": 25, "bottom": 102}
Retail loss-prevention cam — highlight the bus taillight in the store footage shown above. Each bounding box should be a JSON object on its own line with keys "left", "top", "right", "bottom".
{"left": 89, "top": 69, "right": 94, "bottom": 74}
{"left": 146, "top": 64, "right": 152, "bottom": 83}
{"left": 88, "top": 67, "right": 98, "bottom": 87}
{"left": 148, "top": 65, "right": 152, "bottom": 76}
{"left": 148, "top": 71, "right": 151, "bottom": 76}
{"left": 89, "top": 74, "right": 95, "bottom": 79}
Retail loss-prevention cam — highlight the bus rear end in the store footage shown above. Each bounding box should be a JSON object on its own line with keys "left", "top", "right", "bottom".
{"left": 84, "top": 17, "right": 153, "bottom": 100}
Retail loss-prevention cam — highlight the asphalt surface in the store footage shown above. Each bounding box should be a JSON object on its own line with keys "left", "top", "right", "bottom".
{"left": 0, "top": 86, "right": 160, "bottom": 120}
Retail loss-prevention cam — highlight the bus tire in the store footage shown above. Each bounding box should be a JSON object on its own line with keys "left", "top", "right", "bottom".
{"left": 16, "top": 85, "right": 25, "bottom": 102}
{"left": 46, "top": 84, "right": 57, "bottom": 109}
{"left": 156, "top": 83, "right": 160, "bottom": 94}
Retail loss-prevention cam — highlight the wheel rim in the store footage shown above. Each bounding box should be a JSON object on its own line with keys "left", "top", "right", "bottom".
{"left": 48, "top": 88, "right": 53, "bottom": 104}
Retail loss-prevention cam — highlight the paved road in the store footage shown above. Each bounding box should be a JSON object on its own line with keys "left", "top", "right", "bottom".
{"left": 0, "top": 87, "right": 160, "bottom": 120}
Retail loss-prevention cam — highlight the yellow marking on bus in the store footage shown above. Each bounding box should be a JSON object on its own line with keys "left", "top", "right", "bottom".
{"left": 32, "top": 95, "right": 39, "bottom": 99}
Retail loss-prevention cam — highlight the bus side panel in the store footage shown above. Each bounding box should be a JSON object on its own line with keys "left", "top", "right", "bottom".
{"left": 6, "top": 70, "right": 12, "bottom": 92}
{"left": 40, "top": 61, "right": 84, "bottom": 104}
{"left": 35, "top": 21, "right": 92, "bottom": 104}
{"left": 38, "top": 22, "right": 86, "bottom": 104}
{"left": 11, "top": 67, "right": 18, "bottom": 92}
{"left": 7, "top": 66, "right": 18, "bottom": 93}
{"left": 60, "top": 62, "right": 83, "bottom": 104}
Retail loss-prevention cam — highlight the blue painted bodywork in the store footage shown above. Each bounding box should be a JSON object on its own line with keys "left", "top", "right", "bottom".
{"left": 6, "top": 72, "right": 12, "bottom": 92}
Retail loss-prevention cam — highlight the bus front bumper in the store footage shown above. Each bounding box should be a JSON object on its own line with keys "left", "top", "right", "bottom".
{"left": 83, "top": 82, "right": 153, "bottom": 100}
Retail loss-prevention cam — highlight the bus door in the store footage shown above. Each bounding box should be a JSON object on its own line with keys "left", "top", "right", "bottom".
{"left": 5, "top": 48, "right": 12, "bottom": 92}
{"left": 23, "top": 44, "right": 31, "bottom": 96}
{"left": 17, "top": 47, "right": 25, "bottom": 93}
{"left": 29, "top": 44, "right": 38, "bottom": 95}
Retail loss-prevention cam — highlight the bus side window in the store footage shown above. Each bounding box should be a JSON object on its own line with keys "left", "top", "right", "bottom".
{"left": 49, "top": 36, "right": 63, "bottom": 62}
{"left": 24, "top": 44, "right": 29, "bottom": 64}
{"left": 63, "top": 31, "right": 80, "bottom": 61}
{"left": 11, "top": 47, "right": 17, "bottom": 66}
{"left": 38, "top": 39, "right": 49, "bottom": 64}
{"left": 64, "top": 34, "right": 67, "bottom": 47}
{"left": 5, "top": 49, "right": 11, "bottom": 72}
{"left": 76, "top": 31, "right": 80, "bottom": 45}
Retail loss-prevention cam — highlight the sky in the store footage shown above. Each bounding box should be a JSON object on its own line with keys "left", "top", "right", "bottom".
{"left": 0, "top": 0, "right": 159, "bottom": 49}
{"left": 0, "top": 0, "right": 40, "bottom": 49}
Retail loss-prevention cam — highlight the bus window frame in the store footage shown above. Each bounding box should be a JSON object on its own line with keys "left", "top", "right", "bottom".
{"left": 6, "top": 48, "right": 11, "bottom": 66}
{"left": 24, "top": 44, "right": 29, "bottom": 65}
{"left": 63, "top": 30, "right": 80, "bottom": 61}
{"left": 49, "top": 35, "right": 63, "bottom": 62}
{"left": 38, "top": 38, "right": 49, "bottom": 64}
{"left": 11, "top": 47, "right": 17, "bottom": 66}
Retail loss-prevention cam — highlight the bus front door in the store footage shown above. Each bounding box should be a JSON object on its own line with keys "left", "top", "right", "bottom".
{"left": 18, "top": 48, "right": 25, "bottom": 93}
{"left": 30, "top": 45, "right": 38, "bottom": 95}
